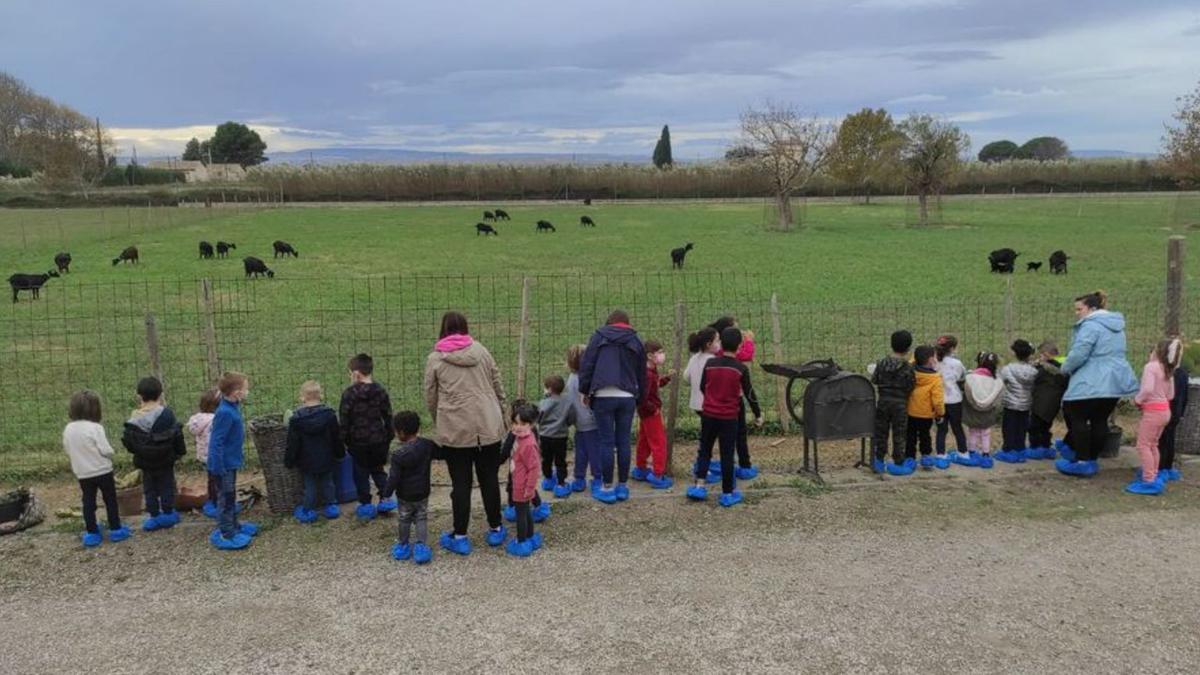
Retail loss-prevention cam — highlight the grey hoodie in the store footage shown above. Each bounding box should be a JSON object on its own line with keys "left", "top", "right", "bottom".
{"left": 999, "top": 361, "right": 1038, "bottom": 411}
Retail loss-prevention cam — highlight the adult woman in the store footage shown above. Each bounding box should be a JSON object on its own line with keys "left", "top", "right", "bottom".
{"left": 1056, "top": 291, "right": 1139, "bottom": 477}
{"left": 423, "top": 311, "right": 507, "bottom": 555}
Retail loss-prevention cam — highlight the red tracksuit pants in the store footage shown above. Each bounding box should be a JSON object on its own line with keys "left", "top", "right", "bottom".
{"left": 636, "top": 411, "right": 667, "bottom": 476}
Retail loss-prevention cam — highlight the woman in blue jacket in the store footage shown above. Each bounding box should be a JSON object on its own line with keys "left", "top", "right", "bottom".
{"left": 1056, "top": 291, "right": 1139, "bottom": 477}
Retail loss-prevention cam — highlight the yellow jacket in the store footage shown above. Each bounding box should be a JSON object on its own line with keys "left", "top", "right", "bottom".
{"left": 907, "top": 367, "right": 945, "bottom": 419}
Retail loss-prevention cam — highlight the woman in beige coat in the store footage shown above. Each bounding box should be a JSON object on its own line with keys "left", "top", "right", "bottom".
{"left": 424, "top": 311, "right": 508, "bottom": 556}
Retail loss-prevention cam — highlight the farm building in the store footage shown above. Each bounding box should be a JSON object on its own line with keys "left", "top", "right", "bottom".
{"left": 146, "top": 159, "right": 247, "bottom": 182}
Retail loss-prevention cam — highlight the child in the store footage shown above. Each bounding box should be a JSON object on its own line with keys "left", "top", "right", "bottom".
{"left": 633, "top": 340, "right": 674, "bottom": 489}
{"left": 385, "top": 411, "right": 437, "bottom": 564}
{"left": 508, "top": 403, "right": 545, "bottom": 557}
{"left": 687, "top": 327, "right": 761, "bottom": 507}
{"left": 503, "top": 399, "right": 550, "bottom": 522}
{"left": 188, "top": 389, "right": 221, "bottom": 518}
{"left": 565, "top": 344, "right": 599, "bottom": 493}
{"left": 871, "top": 330, "right": 916, "bottom": 474}
{"left": 284, "top": 380, "right": 345, "bottom": 523}
{"left": 906, "top": 345, "right": 947, "bottom": 471}
{"left": 1127, "top": 339, "right": 1181, "bottom": 495}
{"left": 538, "top": 375, "right": 573, "bottom": 498}
{"left": 64, "top": 390, "right": 132, "bottom": 547}
{"left": 997, "top": 339, "right": 1038, "bottom": 463}
{"left": 683, "top": 327, "right": 719, "bottom": 482}
{"left": 339, "top": 353, "right": 395, "bottom": 520}
{"left": 960, "top": 352, "right": 1005, "bottom": 469}
{"left": 1158, "top": 354, "right": 1190, "bottom": 482}
{"left": 121, "top": 376, "right": 186, "bottom": 532}
{"left": 711, "top": 317, "right": 760, "bottom": 479}
{"left": 1028, "top": 341, "right": 1068, "bottom": 460}
{"left": 935, "top": 335, "right": 969, "bottom": 461}
{"left": 207, "top": 371, "right": 259, "bottom": 550}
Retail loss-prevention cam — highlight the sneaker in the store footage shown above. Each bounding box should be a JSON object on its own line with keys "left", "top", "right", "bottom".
{"left": 1125, "top": 479, "right": 1165, "bottom": 496}
{"left": 506, "top": 538, "right": 534, "bottom": 558}
{"left": 570, "top": 478, "right": 587, "bottom": 492}
{"left": 486, "top": 526, "right": 508, "bottom": 547}
{"left": 1056, "top": 459, "right": 1098, "bottom": 477}
{"left": 686, "top": 485, "right": 708, "bottom": 501}
{"left": 81, "top": 531, "right": 103, "bottom": 548}
{"left": 108, "top": 525, "right": 132, "bottom": 543}
{"left": 413, "top": 542, "right": 433, "bottom": 564}
{"left": 439, "top": 532, "right": 472, "bottom": 556}
{"left": 919, "top": 455, "right": 935, "bottom": 469}
{"left": 201, "top": 501, "right": 219, "bottom": 519}
{"left": 293, "top": 506, "right": 318, "bottom": 524}
{"left": 647, "top": 473, "right": 674, "bottom": 489}
{"left": 553, "top": 483, "right": 573, "bottom": 498}
{"left": 885, "top": 461, "right": 915, "bottom": 476}
{"left": 614, "top": 483, "right": 630, "bottom": 501}
{"left": 735, "top": 466, "right": 759, "bottom": 480}
{"left": 209, "top": 529, "right": 249, "bottom": 550}
{"left": 871, "top": 459, "right": 886, "bottom": 474}
{"left": 978, "top": 454, "right": 995, "bottom": 469}
{"left": 530, "top": 532, "right": 544, "bottom": 551}
{"left": 718, "top": 490, "right": 744, "bottom": 508}
{"left": 503, "top": 505, "right": 517, "bottom": 522}
{"left": 392, "top": 542, "right": 412, "bottom": 560}
{"left": 142, "top": 515, "right": 164, "bottom": 532}
{"left": 376, "top": 498, "right": 397, "bottom": 514}
{"left": 322, "top": 504, "right": 341, "bottom": 519}
{"left": 934, "top": 455, "right": 951, "bottom": 470}
{"left": 532, "top": 503, "right": 552, "bottom": 522}
{"left": 355, "top": 503, "right": 378, "bottom": 520}
{"left": 631, "top": 467, "right": 650, "bottom": 481}
{"left": 592, "top": 489, "right": 617, "bottom": 505}
{"left": 1163, "top": 468, "right": 1183, "bottom": 482}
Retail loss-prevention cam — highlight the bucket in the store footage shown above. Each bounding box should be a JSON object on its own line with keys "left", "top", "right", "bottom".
{"left": 1098, "top": 425, "right": 1124, "bottom": 459}
{"left": 335, "top": 455, "right": 358, "bottom": 504}
{"left": 116, "top": 485, "right": 143, "bottom": 518}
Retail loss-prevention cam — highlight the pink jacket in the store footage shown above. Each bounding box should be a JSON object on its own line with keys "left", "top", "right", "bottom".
{"left": 187, "top": 412, "right": 215, "bottom": 463}
{"left": 735, "top": 335, "right": 756, "bottom": 363}
{"left": 1134, "top": 361, "right": 1174, "bottom": 410}
{"left": 510, "top": 432, "right": 541, "bottom": 502}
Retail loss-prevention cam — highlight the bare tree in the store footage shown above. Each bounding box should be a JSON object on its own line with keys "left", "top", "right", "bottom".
{"left": 897, "top": 113, "right": 970, "bottom": 226}
{"left": 740, "top": 101, "right": 834, "bottom": 230}
{"left": 1163, "top": 80, "right": 1200, "bottom": 188}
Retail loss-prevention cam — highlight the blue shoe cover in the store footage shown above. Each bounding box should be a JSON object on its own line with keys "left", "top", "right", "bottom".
{"left": 294, "top": 506, "right": 318, "bottom": 524}
{"left": 949, "top": 451, "right": 976, "bottom": 467}
{"left": 994, "top": 451, "right": 1023, "bottom": 464}
{"left": 209, "top": 529, "right": 249, "bottom": 550}
{"left": 439, "top": 532, "right": 472, "bottom": 556}
{"left": 718, "top": 490, "right": 744, "bottom": 508}
{"left": 486, "top": 526, "right": 508, "bottom": 547}
{"left": 919, "top": 455, "right": 935, "bottom": 468}
{"left": 933, "top": 455, "right": 950, "bottom": 470}
{"left": 355, "top": 503, "right": 377, "bottom": 520}
{"left": 735, "top": 466, "right": 759, "bottom": 480}
{"left": 615, "top": 484, "right": 630, "bottom": 501}
{"left": 82, "top": 531, "right": 103, "bottom": 547}
{"left": 239, "top": 522, "right": 259, "bottom": 537}
{"left": 872, "top": 459, "right": 886, "bottom": 474}
{"left": 590, "top": 478, "right": 603, "bottom": 493}
{"left": 323, "top": 504, "right": 341, "bottom": 519}
{"left": 704, "top": 471, "right": 721, "bottom": 484}
{"left": 530, "top": 532, "right": 543, "bottom": 551}
{"left": 506, "top": 539, "right": 533, "bottom": 558}
{"left": 392, "top": 543, "right": 412, "bottom": 560}
{"left": 1163, "top": 468, "right": 1182, "bottom": 482}
{"left": 159, "top": 511, "right": 180, "bottom": 528}
{"left": 570, "top": 478, "right": 587, "bottom": 492}
{"left": 108, "top": 525, "right": 132, "bottom": 543}
{"left": 1056, "top": 459, "right": 1097, "bottom": 477}
{"left": 142, "top": 515, "right": 164, "bottom": 532}
{"left": 648, "top": 473, "right": 674, "bottom": 489}
{"left": 1055, "top": 441, "right": 1075, "bottom": 462}
{"left": 885, "top": 461, "right": 915, "bottom": 476}
{"left": 540, "top": 477, "right": 556, "bottom": 491}
{"left": 413, "top": 542, "right": 433, "bottom": 564}
{"left": 377, "top": 498, "right": 397, "bottom": 514}
{"left": 533, "top": 503, "right": 552, "bottom": 522}
{"left": 1125, "top": 479, "right": 1164, "bottom": 496}
{"left": 553, "top": 483, "right": 573, "bottom": 498}
{"left": 202, "top": 501, "right": 219, "bottom": 519}
{"left": 503, "top": 505, "right": 517, "bottom": 522}
{"left": 686, "top": 485, "right": 708, "bottom": 501}
{"left": 978, "top": 454, "right": 995, "bottom": 469}
{"left": 592, "top": 489, "right": 617, "bottom": 504}
{"left": 631, "top": 467, "right": 650, "bottom": 481}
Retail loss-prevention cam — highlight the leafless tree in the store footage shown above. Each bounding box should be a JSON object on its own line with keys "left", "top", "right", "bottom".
{"left": 739, "top": 101, "right": 834, "bottom": 230}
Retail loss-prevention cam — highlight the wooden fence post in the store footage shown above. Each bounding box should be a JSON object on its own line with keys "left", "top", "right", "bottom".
{"left": 1004, "top": 275, "right": 1014, "bottom": 346}
{"left": 145, "top": 313, "right": 164, "bottom": 395}
{"left": 664, "top": 302, "right": 687, "bottom": 477}
{"left": 1166, "top": 236, "right": 1185, "bottom": 338}
{"left": 200, "top": 279, "right": 222, "bottom": 382}
{"left": 515, "top": 276, "right": 532, "bottom": 400}
{"left": 770, "top": 293, "right": 789, "bottom": 433}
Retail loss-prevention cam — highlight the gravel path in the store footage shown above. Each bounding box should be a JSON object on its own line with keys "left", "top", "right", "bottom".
{"left": 2, "top": 473, "right": 1198, "bottom": 673}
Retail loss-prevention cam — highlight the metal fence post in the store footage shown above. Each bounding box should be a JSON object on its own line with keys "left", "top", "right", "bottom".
{"left": 665, "top": 301, "right": 686, "bottom": 477}
{"left": 200, "top": 279, "right": 222, "bottom": 382}
{"left": 1166, "top": 236, "right": 1185, "bottom": 338}
{"left": 770, "top": 293, "right": 789, "bottom": 433}
{"left": 515, "top": 276, "right": 532, "bottom": 400}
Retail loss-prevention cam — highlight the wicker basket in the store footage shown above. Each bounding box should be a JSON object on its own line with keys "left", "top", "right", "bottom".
{"left": 1177, "top": 381, "right": 1200, "bottom": 455}
{"left": 249, "top": 414, "right": 304, "bottom": 514}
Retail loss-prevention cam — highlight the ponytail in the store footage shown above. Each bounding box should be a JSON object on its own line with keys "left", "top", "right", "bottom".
{"left": 935, "top": 335, "right": 957, "bottom": 361}
{"left": 1074, "top": 290, "right": 1107, "bottom": 310}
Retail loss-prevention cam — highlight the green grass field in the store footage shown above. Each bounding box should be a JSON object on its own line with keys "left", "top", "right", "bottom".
{"left": 1, "top": 193, "right": 1197, "bottom": 478}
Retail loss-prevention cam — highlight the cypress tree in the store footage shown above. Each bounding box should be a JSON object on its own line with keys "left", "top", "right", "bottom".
{"left": 652, "top": 125, "right": 673, "bottom": 168}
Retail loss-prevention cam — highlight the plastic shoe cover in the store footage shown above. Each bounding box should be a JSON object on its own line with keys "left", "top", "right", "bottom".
{"left": 872, "top": 459, "right": 886, "bottom": 474}
{"left": 108, "top": 526, "right": 132, "bottom": 543}
{"left": 590, "top": 478, "right": 603, "bottom": 493}
{"left": 631, "top": 467, "right": 650, "bottom": 481}
{"left": 704, "top": 471, "right": 722, "bottom": 485}
{"left": 486, "top": 526, "right": 508, "bottom": 547}
{"left": 159, "top": 511, "right": 180, "bottom": 528}
{"left": 439, "top": 532, "right": 472, "bottom": 556}
{"left": 239, "top": 522, "right": 259, "bottom": 537}
{"left": 1163, "top": 468, "right": 1182, "bottom": 482}
{"left": 530, "top": 532, "right": 544, "bottom": 550}
{"left": 718, "top": 490, "right": 744, "bottom": 508}
{"left": 885, "top": 461, "right": 915, "bottom": 476}
{"left": 686, "top": 485, "right": 708, "bottom": 501}
{"left": 376, "top": 498, "right": 397, "bottom": 514}
{"left": 949, "top": 451, "right": 976, "bottom": 467}
{"left": 570, "top": 478, "right": 587, "bottom": 492}
{"left": 592, "top": 489, "right": 617, "bottom": 505}
{"left": 994, "top": 451, "right": 1023, "bottom": 464}
{"left": 202, "top": 501, "right": 219, "bottom": 519}
{"left": 1056, "top": 459, "right": 1097, "bottom": 477}
{"left": 322, "top": 504, "right": 341, "bottom": 519}
{"left": 978, "top": 454, "right": 995, "bottom": 469}
{"left": 1055, "top": 441, "right": 1076, "bottom": 462}
{"left": 615, "top": 484, "right": 630, "bottom": 501}
{"left": 1125, "top": 479, "right": 1165, "bottom": 496}
{"left": 919, "top": 455, "right": 935, "bottom": 468}
{"left": 540, "top": 477, "right": 557, "bottom": 491}
{"left": 933, "top": 455, "right": 951, "bottom": 470}
{"left": 142, "top": 515, "right": 164, "bottom": 532}
{"left": 553, "top": 483, "right": 573, "bottom": 498}
{"left": 392, "top": 542, "right": 412, "bottom": 560}
{"left": 647, "top": 473, "right": 674, "bottom": 489}
{"left": 503, "top": 505, "right": 517, "bottom": 522}
{"left": 209, "top": 529, "right": 249, "bottom": 550}
{"left": 533, "top": 503, "right": 552, "bottom": 522}
{"left": 506, "top": 538, "right": 533, "bottom": 558}
{"left": 735, "top": 466, "right": 759, "bottom": 480}
{"left": 355, "top": 503, "right": 378, "bottom": 520}
{"left": 294, "top": 506, "right": 318, "bottom": 524}
{"left": 82, "top": 531, "right": 103, "bottom": 548}
{"left": 413, "top": 542, "right": 433, "bottom": 564}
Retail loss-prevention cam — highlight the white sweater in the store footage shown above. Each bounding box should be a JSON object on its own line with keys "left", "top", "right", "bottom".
{"left": 683, "top": 352, "right": 714, "bottom": 412}
{"left": 938, "top": 355, "right": 966, "bottom": 404}
{"left": 63, "top": 420, "right": 115, "bottom": 479}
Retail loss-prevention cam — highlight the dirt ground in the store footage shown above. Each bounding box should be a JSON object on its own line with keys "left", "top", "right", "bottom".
{"left": 3, "top": 441, "right": 1198, "bottom": 674}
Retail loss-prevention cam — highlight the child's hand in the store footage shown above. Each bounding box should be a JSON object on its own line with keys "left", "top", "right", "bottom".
{"left": 754, "top": 416, "right": 764, "bottom": 428}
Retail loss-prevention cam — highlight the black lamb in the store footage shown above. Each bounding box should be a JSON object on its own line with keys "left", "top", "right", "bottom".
{"left": 243, "top": 257, "right": 275, "bottom": 279}
{"left": 8, "top": 270, "right": 59, "bottom": 302}
{"left": 54, "top": 252, "right": 72, "bottom": 273}
{"left": 493, "top": 209, "right": 511, "bottom": 221}
{"left": 536, "top": 220, "right": 556, "bottom": 233}
{"left": 476, "top": 223, "right": 498, "bottom": 236}
{"left": 199, "top": 241, "right": 214, "bottom": 259}
{"left": 580, "top": 216, "right": 595, "bottom": 227}
{"left": 671, "top": 243, "right": 694, "bottom": 269}
{"left": 273, "top": 240, "right": 299, "bottom": 258}
{"left": 1027, "top": 261, "right": 1043, "bottom": 272}
{"left": 483, "top": 211, "right": 496, "bottom": 222}
{"left": 1049, "top": 250, "right": 1069, "bottom": 274}
{"left": 216, "top": 241, "right": 236, "bottom": 258}
{"left": 112, "top": 246, "right": 139, "bottom": 266}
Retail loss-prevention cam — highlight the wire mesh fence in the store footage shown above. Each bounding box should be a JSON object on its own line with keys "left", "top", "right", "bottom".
{"left": 0, "top": 271, "right": 1190, "bottom": 476}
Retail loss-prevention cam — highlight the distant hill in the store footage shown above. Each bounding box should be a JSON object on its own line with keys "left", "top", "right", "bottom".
{"left": 265, "top": 147, "right": 652, "bottom": 165}
{"left": 1071, "top": 149, "right": 1157, "bottom": 159}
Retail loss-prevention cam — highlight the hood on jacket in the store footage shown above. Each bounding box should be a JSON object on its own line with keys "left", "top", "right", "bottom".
{"left": 128, "top": 404, "right": 165, "bottom": 432}
{"left": 595, "top": 324, "right": 642, "bottom": 352}
{"left": 1077, "top": 309, "right": 1125, "bottom": 333}
{"left": 966, "top": 371, "right": 1005, "bottom": 408}
{"left": 187, "top": 412, "right": 212, "bottom": 434}
{"left": 433, "top": 339, "right": 489, "bottom": 368}
{"left": 435, "top": 334, "right": 474, "bottom": 353}
{"left": 291, "top": 404, "right": 337, "bottom": 434}
{"left": 876, "top": 356, "right": 909, "bottom": 377}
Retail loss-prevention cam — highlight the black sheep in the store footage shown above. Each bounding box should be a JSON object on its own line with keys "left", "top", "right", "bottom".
{"left": 273, "top": 240, "right": 299, "bottom": 258}
{"left": 54, "top": 252, "right": 71, "bottom": 273}
{"left": 199, "top": 241, "right": 215, "bottom": 259}
{"left": 476, "top": 223, "right": 498, "bottom": 236}
{"left": 536, "top": 220, "right": 556, "bottom": 233}
{"left": 583, "top": 197, "right": 592, "bottom": 206}
{"left": 580, "top": 216, "right": 595, "bottom": 227}
{"left": 243, "top": 256, "right": 275, "bottom": 279}
{"left": 988, "top": 248, "right": 1018, "bottom": 274}
{"left": 112, "top": 246, "right": 139, "bottom": 266}
{"left": 493, "top": 208, "right": 511, "bottom": 221}
{"left": 671, "top": 243, "right": 694, "bottom": 269}
{"left": 8, "top": 270, "right": 59, "bottom": 302}
{"left": 216, "top": 241, "right": 236, "bottom": 258}
{"left": 1049, "top": 250, "right": 1069, "bottom": 274}
{"left": 483, "top": 210, "right": 496, "bottom": 222}
{"left": 1027, "top": 261, "right": 1043, "bottom": 272}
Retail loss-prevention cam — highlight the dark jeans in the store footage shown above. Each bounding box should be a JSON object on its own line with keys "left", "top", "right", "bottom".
{"left": 303, "top": 471, "right": 336, "bottom": 510}
{"left": 573, "top": 429, "right": 599, "bottom": 481}
{"left": 352, "top": 462, "right": 389, "bottom": 505}
{"left": 873, "top": 399, "right": 908, "bottom": 464}
{"left": 397, "top": 498, "right": 429, "bottom": 545}
{"left": 1029, "top": 413, "right": 1054, "bottom": 449}
{"left": 506, "top": 470, "right": 542, "bottom": 508}
{"left": 206, "top": 473, "right": 219, "bottom": 505}
{"left": 905, "top": 417, "right": 934, "bottom": 458}
{"left": 444, "top": 443, "right": 503, "bottom": 536}
{"left": 217, "top": 470, "right": 240, "bottom": 537}
{"left": 696, "top": 415, "right": 738, "bottom": 494}
{"left": 514, "top": 501, "right": 535, "bottom": 543}
{"left": 1002, "top": 408, "right": 1031, "bottom": 451}
{"left": 936, "top": 402, "right": 968, "bottom": 454}
{"left": 592, "top": 396, "right": 636, "bottom": 485}
{"left": 541, "top": 436, "right": 569, "bottom": 484}
{"left": 736, "top": 399, "right": 752, "bottom": 468}
{"left": 1061, "top": 398, "right": 1119, "bottom": 462}
{"left": 142, "top": 467, "right": 177, "bottom": 516}
{"left": 1160, "top": 417, "right": 1181, "bottom": 471}
{"left": 78, "top": 472, "right": 121, "bottom": 534}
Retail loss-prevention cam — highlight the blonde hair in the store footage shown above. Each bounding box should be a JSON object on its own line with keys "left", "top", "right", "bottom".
{"left": 1156, "top": 338, "right": 1183, "bottom": 377}
{"left": 566, "top": 344, "right": 585, "bottom": 372}
{"left": 217, "top": 371, "right": 248, "bottom": 396}
{"left": 299, "top": 380, "right": 323, "bottom": 402}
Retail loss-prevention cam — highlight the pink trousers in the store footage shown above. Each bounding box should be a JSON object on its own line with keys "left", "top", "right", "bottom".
{"left": 967, "top": 427, "right": 991, "bottom": 454}
{"left": 1136, "top": 407, "right": 1171, "bottom": 483}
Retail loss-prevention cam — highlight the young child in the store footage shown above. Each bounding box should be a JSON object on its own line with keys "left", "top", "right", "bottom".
{"left": 188, "top": 389, "right": 221, "bottom": 518}
{"left": 906, "top": 345, "right": 947, "bottom": 471}
{"left": 538, "top": 374, "right": 573, "bottom": 498}
{"left": 1028, "top": 341, "right": 1068, "bottom": 460}
{"left": 207, "top": 371, "right": 259, "bottom": 550}
{"left": 961, "top": 352, "right": 1005, "bottom": 469}
{"left": 121, "top": 376, "right": 186, "bottom": 532}
{"left": 284, "top": 380, "right": 345, "bottom": 523}
{"left": 683, "top": 327, "right": 719, "bottom": 482}
{"left": 997, "top": 339, "right": 1038, "bottom": 463}
{"left": 1127, "top": 339, "right": 1182, "bottom": 495}
{"left": 339, "top": 353, "right": 395, "bottom": 520}
{"left": 64, "top": 390, "right": 132, "bottom": 547}
{"left": 935, "top": 335, "right": 969, "bottom": 461}
{"left": 1158, "top": 355, "right": 1190, "bottom": 482}
{"left": 633, "top": 340, "right": 674, "bottom": 489}
{"left": 871, "top": 330, "right": 916, "bottom": 474}
{"left": 711, "top": 317, "right": 760, "bottom": 479}
{"left": 565, "top": 344, "right": 599, "bottom": 493}
{"left": 503, "top": 399, "right": 550, "bottom": 523}
{"left": 507, "top": 403, "right": 544, "bottom": 557}
{"left": 687, "top": 327, "right": 761, "bottom": 507}
{"left": 385, "top": 411, "right": 437, "bottom": 564}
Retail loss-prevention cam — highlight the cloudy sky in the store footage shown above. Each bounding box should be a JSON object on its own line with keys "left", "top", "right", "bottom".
{"left": 3, "top": 0, "right": 1198, "bottom": 159}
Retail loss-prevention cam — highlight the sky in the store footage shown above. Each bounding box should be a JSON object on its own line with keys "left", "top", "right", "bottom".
{"left": 2, "top": 0, "right": 1198, "bottom": 160}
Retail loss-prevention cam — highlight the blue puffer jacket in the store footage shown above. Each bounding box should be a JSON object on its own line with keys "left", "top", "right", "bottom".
{"left": 1061, "top": 309, "right": 1139, "bottom": 401}
{"left": 207, "top": 398, "right": 245, "bottom": 475}
{"left": 578, "top": 324, "right": 648, "bottom": 404}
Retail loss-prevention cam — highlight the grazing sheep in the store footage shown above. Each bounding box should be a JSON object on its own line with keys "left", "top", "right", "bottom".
{"left": 272, "top": 240, "right": 299, "bottom": 258}
{"left": 8, "top": 270, "right": 59, "bottom": 303}
{"left": 1027, "top": 261, "right": 1043, "bottom": 272}
{"left": 580, "top": 215, "right": 595, "bottom": 227}
{"left": 493, "top": 208, "right": 511, "bottom": 221}
{"left": 536, "top": 220, "right": 556, "bottom": 233}
{"left": 54, "top": 252, "right": 72, "bottom": 273}
{"left": 583, "top": 197, "right": 592, "bottom": 206}
{"left": 476, "top": 223, "right": 498, "bottom": 236}
{"left": 216, "top": 241, "right": 236, "bottom": 258}
{"left": 987, "top": 248, "right": 1018, "bottom": 274}
{"left": 243, "top": 256, "right": 275, "bottom": 279}
{"left": 199, "top": 241, "right": 215, "bottom": 259}
{"left": 1049, "top": 250, "right": 1069, "bottom": 274}
{"left": 483, "top": 211, "right": 496, "bottom": 222}
{"left": 671, "top": 243, "right": 694, "bottom": 269}
{"left": 112, "top": 246, "right": 139, "bottom": 266}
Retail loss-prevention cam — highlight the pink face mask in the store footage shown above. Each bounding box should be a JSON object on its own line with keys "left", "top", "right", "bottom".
{"left": 654, "top": 352, "right": 666, "bottom": 365}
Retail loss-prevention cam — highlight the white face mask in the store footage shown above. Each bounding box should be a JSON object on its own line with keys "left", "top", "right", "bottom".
{"left": 654, "top": 352, "right": 666, "bottom": 365}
